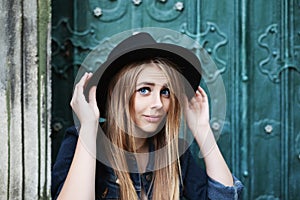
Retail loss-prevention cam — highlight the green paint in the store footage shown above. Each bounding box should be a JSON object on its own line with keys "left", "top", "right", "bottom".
{"left": 38, "top": 0, "right": 51, "bottom": 198}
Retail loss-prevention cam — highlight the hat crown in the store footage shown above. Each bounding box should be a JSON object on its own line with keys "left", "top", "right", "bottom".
{"left": 108, "top": 32, "right": 156, "bottom": 60}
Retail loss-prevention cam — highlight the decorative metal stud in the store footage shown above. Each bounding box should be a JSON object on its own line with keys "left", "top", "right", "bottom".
{"left": 53, "top": 122, "right": 63, "bottom": 132}
{"left": 272, "top": 51, "right": 278, "bottom": 57}
{"left": 206, "top": 48, "right": 212, "bottom": 54}
{"left": 211, "top": 122, "right": 220, "bottom": 131}
{"left": 264, "top": 125, "right": 273, "bottom": 134}
{"left": 210, "top": 26, "right": 216, "bottom": 32}
{"left": 243, "top": 170, "right": 249, "bottom": 177}
{"left": 269, "top": 27, "right": 277, "bottom": 34}
{"left": 175, "top": 2, "right": 184, "bottom": 11}
{"left": 132, "top": 0, "right": 142, "bottom": 6}
{"left": 159, "top": 0, "right": 167, "bottom": 2}
{"left": 93, "top": 7, "right": 102, "bottom": 17}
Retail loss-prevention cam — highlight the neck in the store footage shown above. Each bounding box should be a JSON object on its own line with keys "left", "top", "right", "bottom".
{"left": 134, "top": 137, "right": 148, "bottom": 153}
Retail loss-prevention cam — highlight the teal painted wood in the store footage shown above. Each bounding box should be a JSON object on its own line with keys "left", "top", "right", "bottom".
{"left": 51, "top": 0, "right": 300, "bottom": 199}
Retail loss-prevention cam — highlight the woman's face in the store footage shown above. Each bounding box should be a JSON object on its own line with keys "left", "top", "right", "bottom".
{"left": 133, "top": 63, "right": 170, "bottom": 133}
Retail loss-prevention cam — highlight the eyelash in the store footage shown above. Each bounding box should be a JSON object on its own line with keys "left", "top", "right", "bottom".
{"left": 137, "top": 87, "right": 150, "bottom": 95}
{"left": 137, "top": 87, "right": 170, "bottom": 97}
{"left": 161, "top": 88, "right": 170, "bottom": 97}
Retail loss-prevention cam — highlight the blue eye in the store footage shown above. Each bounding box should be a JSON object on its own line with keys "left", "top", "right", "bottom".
{"left": 137, "top": 87, "right": 150, "bottom": 95}
{"left": 161, "top": 88, "right": 170, "bottom": 98}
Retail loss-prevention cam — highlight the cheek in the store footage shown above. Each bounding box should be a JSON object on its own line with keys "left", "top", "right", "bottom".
{"left": 133, "top": 96, "right": 145, "bottom": 114}
{"left": 162, "top": 99, "right": 171, "bottom": 112}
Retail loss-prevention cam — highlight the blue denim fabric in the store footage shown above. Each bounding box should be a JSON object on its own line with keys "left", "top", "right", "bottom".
{"left": 51, "top": 126, "right": 243, "bottom": 200}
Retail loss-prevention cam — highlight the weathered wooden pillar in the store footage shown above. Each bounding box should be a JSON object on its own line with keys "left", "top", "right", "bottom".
{"left": 0, "top": 0, "right": 51, "bottom": 199}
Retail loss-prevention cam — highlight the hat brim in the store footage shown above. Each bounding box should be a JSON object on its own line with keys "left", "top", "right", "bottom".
{"left": 86, "top": 43, "right": 202, "bottom": 118}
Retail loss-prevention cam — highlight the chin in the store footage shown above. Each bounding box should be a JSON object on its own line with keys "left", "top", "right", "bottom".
{"left": 134, "top": 118, "right": 166, "bottom": 137}
{"left": 138, "top": 123, "right": 165, "bottom": 136}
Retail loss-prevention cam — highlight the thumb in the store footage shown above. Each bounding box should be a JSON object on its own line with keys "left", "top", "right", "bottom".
{"left": 183, "top": 95, "right": 190, "bottom": 108}
{"left": 183, "top": 95, "right": 190, "bottom": 116}
{"left": 89, "top": 86, "right": 100, "bottom": 117}
{"left": 89, "top": 86, "right": 97, "bottom": 104}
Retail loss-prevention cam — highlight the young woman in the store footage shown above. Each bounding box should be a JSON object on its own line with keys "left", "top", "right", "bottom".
{"left": 51, "top": 32, "right": 243, "bottom": 200}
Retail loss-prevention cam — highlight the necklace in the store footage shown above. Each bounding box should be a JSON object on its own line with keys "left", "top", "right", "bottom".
{"left": 141, "top": 173, "right": 154, "bottom": 200}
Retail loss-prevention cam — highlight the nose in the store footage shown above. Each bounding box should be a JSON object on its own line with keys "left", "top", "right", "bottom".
{"left": 150, "top": 92, "right": 163, "bottom": 109}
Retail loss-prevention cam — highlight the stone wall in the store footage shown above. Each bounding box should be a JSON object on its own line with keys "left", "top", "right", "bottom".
{"left": 0, "top": 0, "right": 51, "bottom": 199}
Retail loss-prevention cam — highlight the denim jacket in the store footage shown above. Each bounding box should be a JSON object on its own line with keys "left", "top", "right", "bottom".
{"left": 51, "top": 126, "right": 243, "bottom": 200}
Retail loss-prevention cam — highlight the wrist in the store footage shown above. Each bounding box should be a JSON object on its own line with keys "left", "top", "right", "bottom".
{"left": 77, "top": 123, "right": 99, "bottom": 154}
{"left": 79, "top": 122, "right": 99, "bottom": 137}
{"left": 192, "top": 125, "right": 218, "bottom": 157}
{"left": 190, "top": 123, "right": 211, "bottom": 136}
{"left": 80, "top": 119, "right": 99, "bottom": 128}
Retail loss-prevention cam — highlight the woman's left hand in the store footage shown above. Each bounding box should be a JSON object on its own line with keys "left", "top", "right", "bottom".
{"left": 184, "top": 86, "right": 210, "bottom": 134}
{"left": 185, "top": 87, "right": 234, "bottom": 187}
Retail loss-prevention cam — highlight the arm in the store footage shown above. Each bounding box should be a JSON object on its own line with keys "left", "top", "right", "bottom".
{"left": 57, "top": 73, "right": 99, "bottom": 200}
{"left": 184, "top": 86, "right": 233, "bottom": 186}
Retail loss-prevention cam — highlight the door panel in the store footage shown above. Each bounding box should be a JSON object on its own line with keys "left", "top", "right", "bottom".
{"left": 250, "top": 1, "right": 282, "bottom": 199}
{"left": 51, "top": 0, "right": 300, "bottom": 199}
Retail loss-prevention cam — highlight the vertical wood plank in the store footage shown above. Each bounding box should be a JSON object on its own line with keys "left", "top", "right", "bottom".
{"left": 38, "top": 0, "right": 52, "bottom": 197}
{"left": 0, "top": 0, "right": 51, "bottom": 199}
{"left": 0, "top": 77, "right": 9, "bottom": 196}
{"left": 1, "top": 0, "right": 24, "bottom": 199}
{"left": 23, "top": 0, "right": 39, "bottom": 198}
{"left": 5, "top": 0, "right": 24, "bottom": 199}
{"left": 0, "top": 0, "right": 9, "bottom": 196}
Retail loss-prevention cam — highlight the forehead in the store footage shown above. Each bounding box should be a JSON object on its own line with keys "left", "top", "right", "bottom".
{"left": 136, "top": 63, "right": 168, "bottom": 84}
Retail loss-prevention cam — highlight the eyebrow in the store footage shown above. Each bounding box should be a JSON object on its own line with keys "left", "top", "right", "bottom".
{"left": 137, "top": 82, "right": 169, "bottom": 87}
{"left": 137, "top": 82, "right": 155, "bottom": 86}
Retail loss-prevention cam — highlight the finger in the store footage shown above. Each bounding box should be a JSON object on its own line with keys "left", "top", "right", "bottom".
{"left": 84, "top": 72, "right": 93, "bottom": 88}
{"left": 190, "top": 90, "right": 202, "bottom": 107}
{"left": 183, "top": 95, "right": 190, "bottom": 116}
{"left": 72, "top": 73, "right": 90, "bottom": 104}
{"left": 89, "top": 86, "right": 97, "bottom": 104}
{"left": 74, "top": 73, "right": 87, "bottom": 96}
{"left": 198, "top": 86, "right": 208, "bottom": 100}
{"left": 195, "top": 89, "right": 203, "bottom": 101}
{"left": 89, "top": 86, "right": 100, "bottom": 117}
{"left": 77, "top": 72, "right": 89, "bottom": 87}
{"left": 189, "top": 95, "right": 198, "bottom": 106}
{"left": 71, "top": 74, "right": 85, "bottom": 104}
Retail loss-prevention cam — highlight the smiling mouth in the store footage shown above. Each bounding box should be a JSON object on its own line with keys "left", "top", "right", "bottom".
{"left": 143, "top": 115, "right": 162, "bottom": 123}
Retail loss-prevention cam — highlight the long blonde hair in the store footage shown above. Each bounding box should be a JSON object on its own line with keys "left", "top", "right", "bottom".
{"left": 104, "top": 58, "right": 185, "bottom": 200}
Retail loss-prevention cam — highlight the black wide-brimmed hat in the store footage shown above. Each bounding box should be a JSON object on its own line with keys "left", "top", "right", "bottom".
{"left": 86, "top": 32, "right": 202, "bottom": 118}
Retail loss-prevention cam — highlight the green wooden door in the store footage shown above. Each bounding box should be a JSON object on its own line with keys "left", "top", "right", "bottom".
{"left": 51, "top": 0, "right": 300, "bottom": 199}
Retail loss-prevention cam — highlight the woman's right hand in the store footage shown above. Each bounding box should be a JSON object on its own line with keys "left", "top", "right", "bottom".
{"left": 70, "top": 72, "right": 100, "bottom": 126}
{"left": 57, "top": 73, "right": 98, "bottom": 200}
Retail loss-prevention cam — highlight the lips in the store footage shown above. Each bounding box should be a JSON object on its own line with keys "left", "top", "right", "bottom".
{"left": 143, "top": 115, "right": 162, "bottom": 123}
